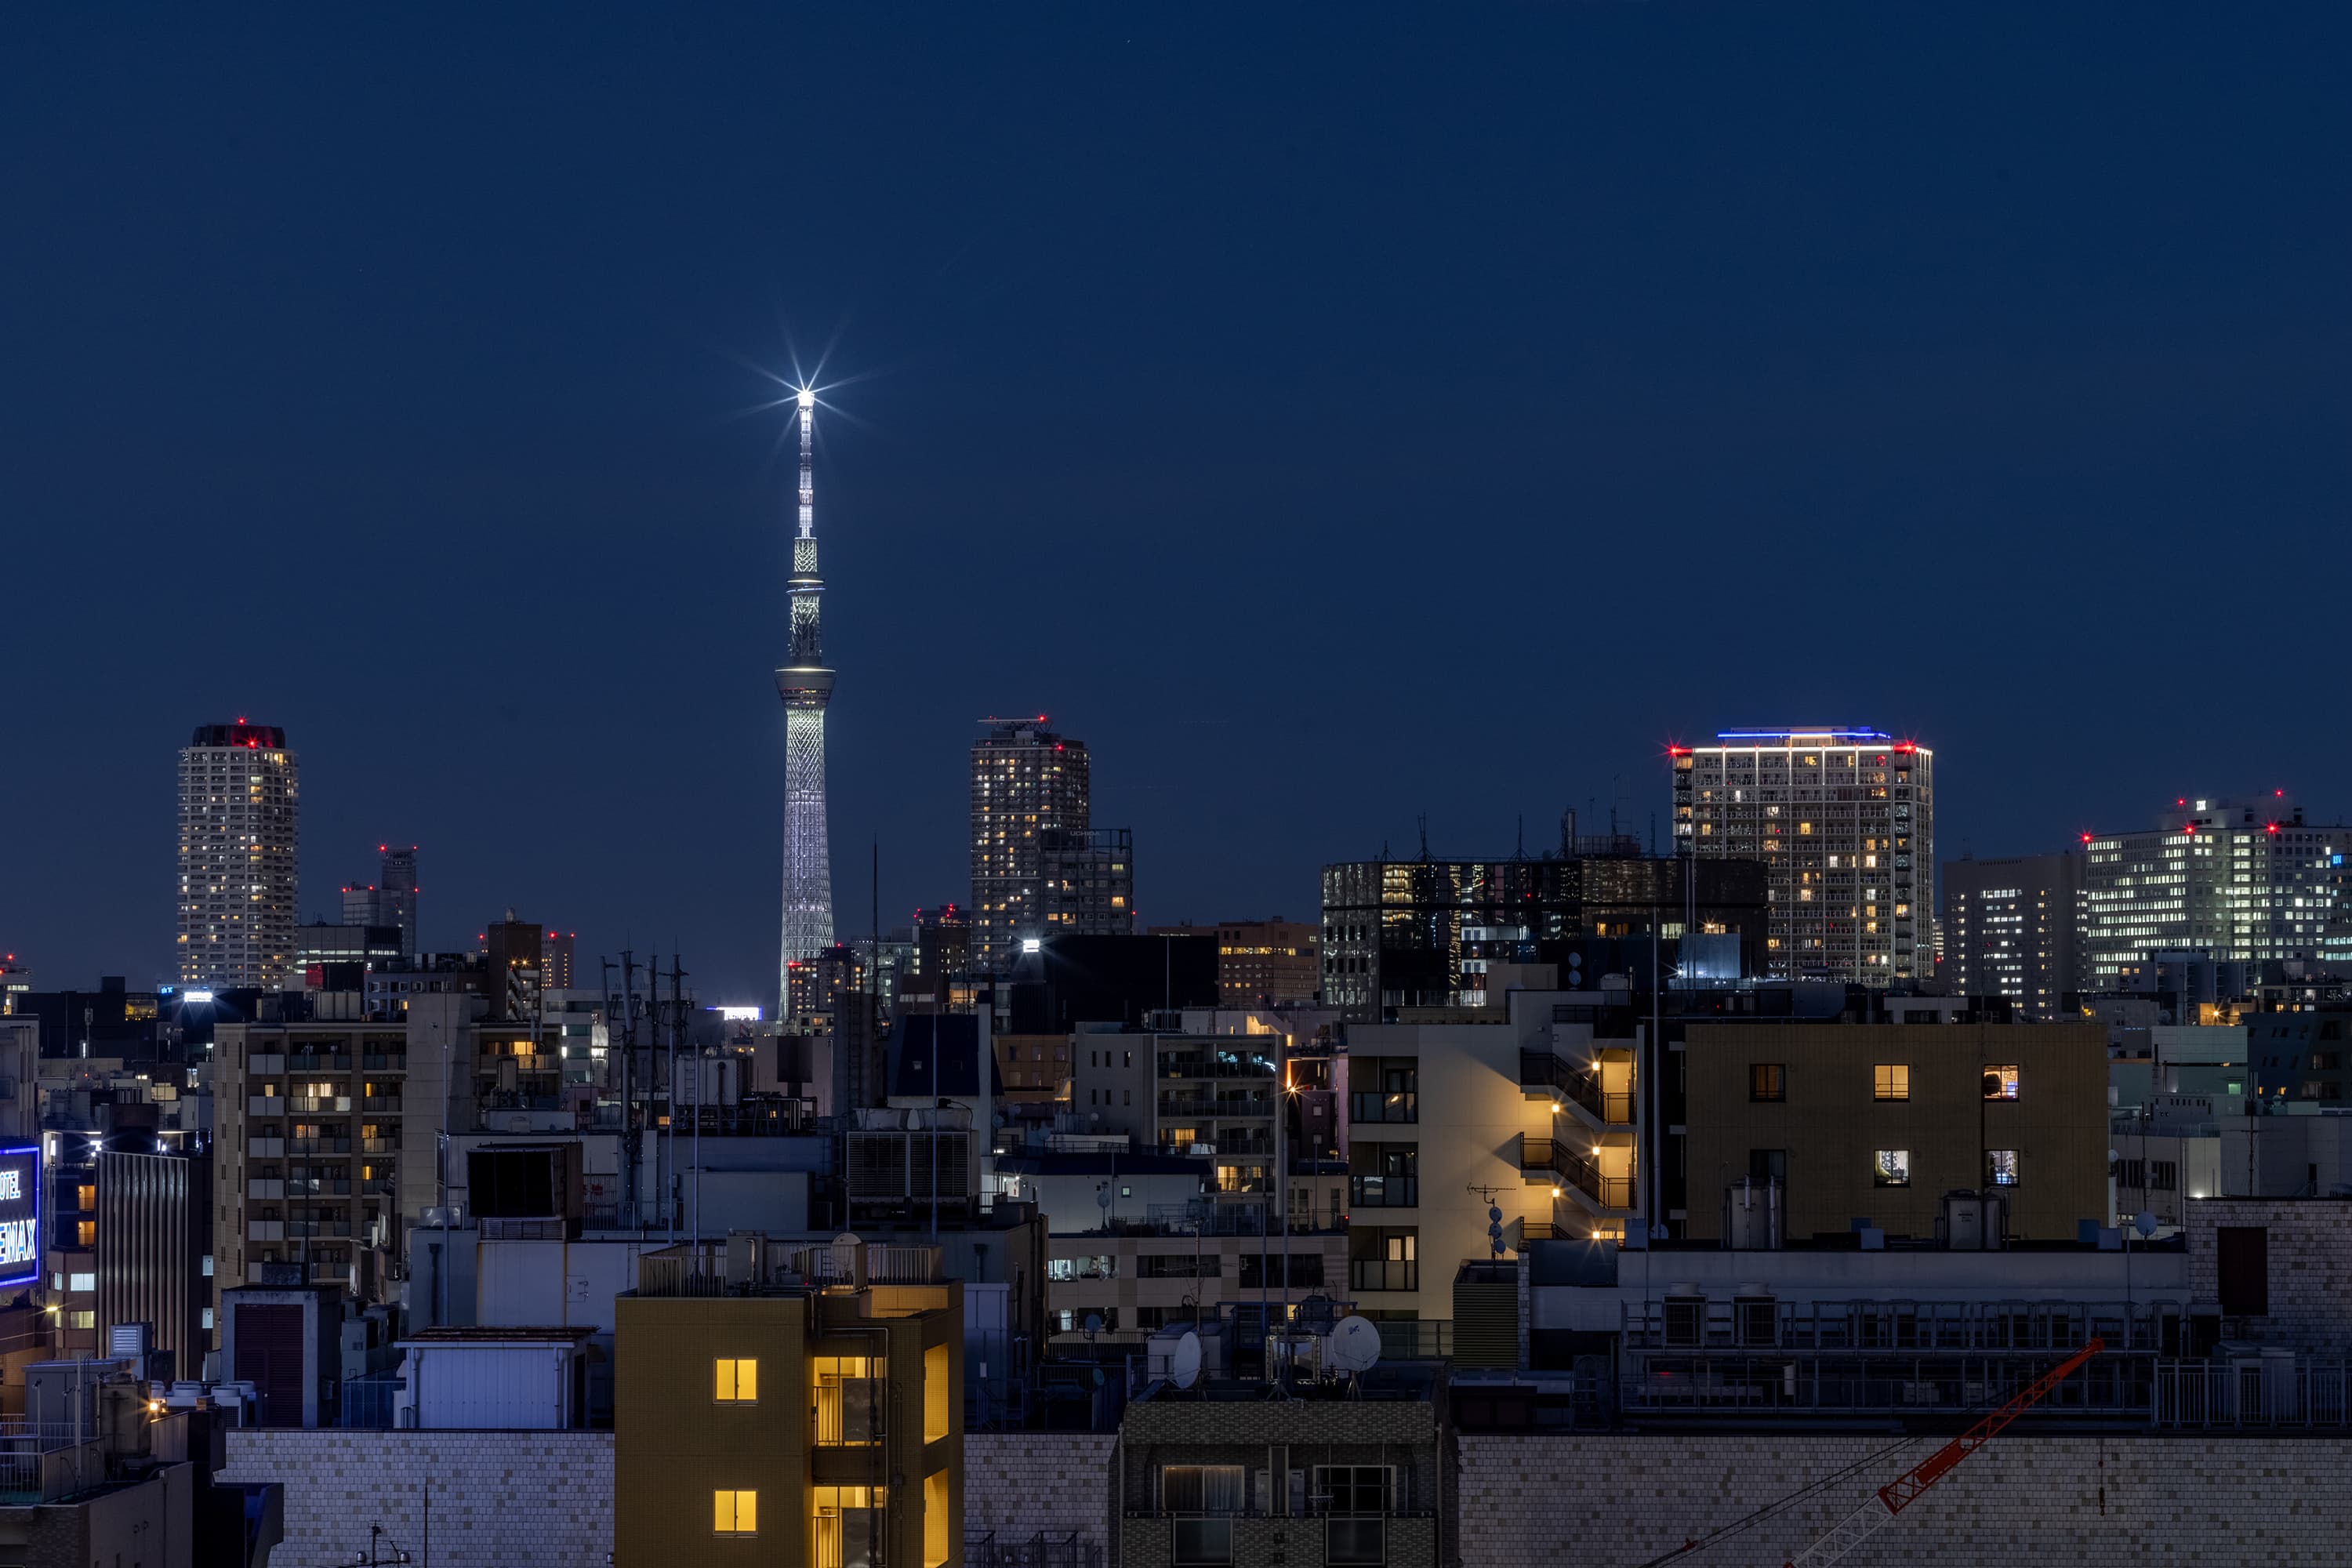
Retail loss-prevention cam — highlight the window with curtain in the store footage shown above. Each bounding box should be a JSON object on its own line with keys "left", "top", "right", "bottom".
{"left": 1161, "top": 1465, "right": 1247, "bottom": 1515}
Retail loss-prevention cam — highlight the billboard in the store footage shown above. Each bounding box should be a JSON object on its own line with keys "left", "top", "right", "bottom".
{"left": 0, "top": 1146, "right": 38, "bottom": 1288}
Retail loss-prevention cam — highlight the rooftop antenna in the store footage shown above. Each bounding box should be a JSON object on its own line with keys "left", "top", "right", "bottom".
{"left": 1417, "top": 813, "right": 1429, "bottom": 862}
{"left": 1515, "top": 815, "right": 1525, "bottom": 861}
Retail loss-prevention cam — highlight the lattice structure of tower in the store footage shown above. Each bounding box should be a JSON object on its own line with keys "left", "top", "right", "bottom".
{"left": 775, "top": 388, "right": 837, "bottom": 1017}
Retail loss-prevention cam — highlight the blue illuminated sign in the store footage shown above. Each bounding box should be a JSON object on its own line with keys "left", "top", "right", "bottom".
{"left": 0, "top": 1145, "right": 37, "bottom": 1288}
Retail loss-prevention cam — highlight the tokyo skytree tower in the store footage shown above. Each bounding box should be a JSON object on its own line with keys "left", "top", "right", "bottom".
{"left": 775, "top": 387, "right": 836, "bottom": 1017}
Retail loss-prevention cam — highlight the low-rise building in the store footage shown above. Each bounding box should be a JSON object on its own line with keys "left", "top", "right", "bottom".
{"left": 613, "top": 1239, "right": 964, "bottom": 1568}
{"left": 1117, "top": 1378, "right": 1446, "bottom": 1568}
{"left": 1681, "top": 1020, "right": 2108, "bottom": 1243}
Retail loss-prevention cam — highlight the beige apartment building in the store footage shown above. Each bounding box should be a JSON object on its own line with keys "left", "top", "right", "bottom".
{"left": 1682, "top": 1021, "right": 2107, "bottom": 1242}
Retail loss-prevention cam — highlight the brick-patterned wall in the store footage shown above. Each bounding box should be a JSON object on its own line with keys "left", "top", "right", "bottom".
{"left": 1459, "top": 1432, "right": 2352, "bottom": 1566}
{"left": 965, "top": 1432, "right": 1116, "bottom": 1551}
{"left": 2186, "top": 1198, "right": 2352, "bottom": 1350}
{"left": 220, "top": 1431, "right": 614, "bottom": 1566}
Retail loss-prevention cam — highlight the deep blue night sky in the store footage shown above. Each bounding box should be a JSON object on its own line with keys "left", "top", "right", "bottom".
{"left": 6, "top": 8, "right": 2349, "bottom": 1000}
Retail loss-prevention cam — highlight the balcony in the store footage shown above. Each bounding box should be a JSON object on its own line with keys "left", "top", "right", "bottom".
{"left": 1348, "top": 1174, "right": 1417, "bottom": 1209}
{"left": 1348, "top": 1091, "right": 1417, "bottom": 1124}
{"left": 1518, "top": 1136, "right": 1634, "bottom": 1213}
{"left": 289, "top": 1139, "right": 353, "bottom": 1157}
{"left": 1348, "top": 1259, "right": 1418, "bottom": 1293}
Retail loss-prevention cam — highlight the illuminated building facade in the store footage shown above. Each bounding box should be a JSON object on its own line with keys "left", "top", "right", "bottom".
{"left": 1675, "top": 728, "right": 1934, "bottom": 985}
{"left": 1319, "top": 853, "right": 1769, "bottom": 1022}
{"left": 969, "top": 719, "right": 1091, "bottom": 974}
{"left": 1150, "top": 917, "right": 1323, "bottom": 1007}
{"left": 1943, "top": 851, "right": 2085, "bottom": 1020}
{"left": 776, "top": 390, "right": 837, "bottom": 1018}
{"left": 177, "top": 721, "right": 299, "bottom": 991}
{"left": 2083, "top": 796, "right": 2350, "bottom": 986}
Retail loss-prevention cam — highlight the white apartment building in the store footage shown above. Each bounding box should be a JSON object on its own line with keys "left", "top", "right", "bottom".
{"left": 1675, "top": 728, "right": 1933, "bottom": 985}
{"left": 2084, "top": 796, "right": 2350, "bottom": 986}
{"left": 177, "top": 721, "right": 299, "bottom": 991}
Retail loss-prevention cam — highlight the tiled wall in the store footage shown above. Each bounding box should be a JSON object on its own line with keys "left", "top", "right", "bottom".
{"left": 220, "top": 1430, "right": 613, "bottom": 1566}
{"left": 1458, "top": 1432, "right": 2352, "bottom": 1565}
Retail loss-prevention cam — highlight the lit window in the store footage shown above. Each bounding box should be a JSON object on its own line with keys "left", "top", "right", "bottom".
{"left": 1986, "top": 1150, "right": 2020, "bottom": 1187}
{"left": 713, "top": 1489, "right": 757, "bottom": 1536}
{"left": 67, "top": 1272, "right": 94, "bottom": 1293}
{"left": 714, "top": 1357, "right": 757, "bottom": 1403}
{"left": 1873, "top": 1065, "right": 1909, "bottom": 1102}
{"left": 1984, "top": 1065, "right": 2020, "bottom": 1101}
{"left": 1874, "top": 1150, "right": 1911, "bottom": 1188}
{"left": 1749, "top": 1064, "right": 1786, "bottom": 1103}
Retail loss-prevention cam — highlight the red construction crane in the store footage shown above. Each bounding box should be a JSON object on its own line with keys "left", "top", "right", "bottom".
{"left": 1780, "top": 1338, "right": 2104, "bottom": 1568}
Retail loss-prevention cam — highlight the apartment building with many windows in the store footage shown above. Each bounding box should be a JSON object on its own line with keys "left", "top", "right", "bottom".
{"left": 212, "top": 995, "right": 466, "bottom": 1308}
{"left": 1675, "top": 728, "right": 1934, "bottom": 985}
{"left": 177, "top": 721, "right": 299, "bottom": 991}
{"left": 970, "top": 719, "right": 1091, "bottom": 975}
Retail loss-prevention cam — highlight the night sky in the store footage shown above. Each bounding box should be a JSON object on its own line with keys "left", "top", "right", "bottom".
{"left": 7, "top": 9, "right": 2349, "bottom": 1000}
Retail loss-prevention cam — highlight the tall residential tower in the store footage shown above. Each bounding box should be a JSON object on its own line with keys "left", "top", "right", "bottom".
{"left": 775, "top": 388, "right": 837, "bottom": 1017}
{"left": 176, "top": 720, "right": 299, "bottom": 990}
{"left": 1674, "top": 728, "right": 1934, "bottom": 985}
{"left": 970, "top": 719, "right": 1091, "bottom": 974}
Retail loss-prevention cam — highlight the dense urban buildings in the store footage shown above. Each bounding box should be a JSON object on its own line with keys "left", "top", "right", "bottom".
{"left": 176, "top": 720, "right": 299, "bottom": 991}
{"left": 2083, "top": 795, "right": 2350, "bottom": 986}
{"left": 1038, "top": 826, "right": 1134, "bottom": 937}
{"left": 1942, "top": 850, "right": 2086, "bottom": 1018}
{"left": 776, "top": 387, "right": 837, "bottom": 1018}
{"left": 1151, "top": 916, "right": 1323, "bottom": 1007}
{"left": 969, "top": 717, "right": 1092, "bottom": 974}
{"left": 1319, "top": 844, "right": 1769, "bottom": 1021}
{"left": 340, "top": 844, "right": 419, "bottom": 956}
{"left": 1675, "top": 727, "right": 1935, "bottom": 985}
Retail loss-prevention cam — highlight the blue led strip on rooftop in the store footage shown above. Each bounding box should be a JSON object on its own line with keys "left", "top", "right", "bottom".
{"left": 1713, "top": 728, "right": 1893, "bottom": 742}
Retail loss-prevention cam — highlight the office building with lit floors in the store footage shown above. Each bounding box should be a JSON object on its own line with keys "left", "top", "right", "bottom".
{"left": 614, "top": 1237, "right": 964, "bottom": 1568}
{"left": 2083, "top": 795, "right": 2352, "bottom": 987}
{"left": 1943, "top": 851, "right": 2085, "bottom": 1019}
{"left": 178, "top": 720, "right": 299, "bottom": 990}
{"left": 971, "top": 718, "right": 1091, "bottom": 974}
{"left": 1674, "top": 728, "right": 1934, "bottom": 984}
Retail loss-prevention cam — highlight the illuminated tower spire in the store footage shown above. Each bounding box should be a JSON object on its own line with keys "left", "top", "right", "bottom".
{"left": 775, "top": 387, "right": 836, "bottom": 1017}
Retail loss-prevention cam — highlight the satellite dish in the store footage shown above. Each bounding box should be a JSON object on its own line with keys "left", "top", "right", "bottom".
{"left": 1327, "top": 1315, "right": 1383, "bottom": 1374}
{"left": 833, "top": 1232, "right": 863, "bottom": 1248}
{"left": 2135, "top": 1211, "right": 2159, "bottom": 1238}
{"left": 1171, "top": 1330, "right": 1203, "bottom": 1390}
{"left": 1083, "top": 1312, "right": 1103, "bottom": 1338}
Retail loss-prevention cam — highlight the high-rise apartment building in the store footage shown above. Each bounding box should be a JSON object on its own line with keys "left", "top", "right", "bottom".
{"left": 970, "top": 719, "right": 1091, "bottom": 975}
{"left": 1943, "top": 851, "right": 2085, "bottom": 1019}
{"left": 177, "top": 721, "right": 299, "bottom": 991}
{"left": 1675, "top": 728, "right": 1934, "bottom": 985}
{"left": 2084, "top": 796, "right": 2350, "bottom": 987}
{"left": 1040, "top": 827, "right": 1134, "bottom": 938}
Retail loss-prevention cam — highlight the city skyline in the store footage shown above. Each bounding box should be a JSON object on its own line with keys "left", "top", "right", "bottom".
{"left": 9, "top": 11, "right": 2351, "bottom": 1000}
